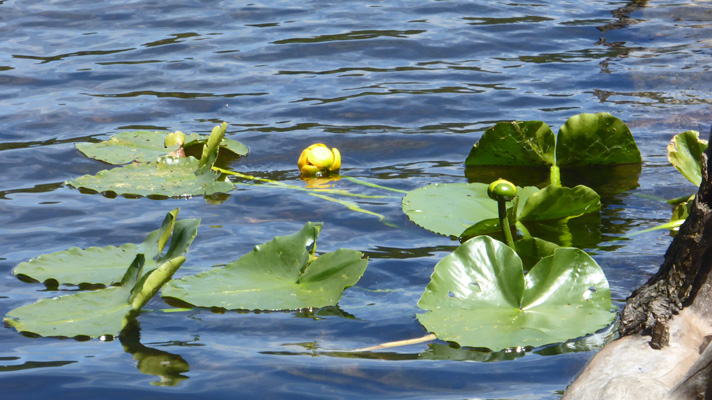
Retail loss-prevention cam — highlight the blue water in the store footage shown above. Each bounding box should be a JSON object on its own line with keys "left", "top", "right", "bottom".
{"left": 1, "top": 0, "right": 711, "bottom": 398}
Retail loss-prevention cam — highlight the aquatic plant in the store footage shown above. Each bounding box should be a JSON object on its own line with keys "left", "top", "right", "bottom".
{"left": 298, "top": 143, "right": 341, "bottom": 177}
{"left": 68, "top": 123, "right": 243, "bottom": 197}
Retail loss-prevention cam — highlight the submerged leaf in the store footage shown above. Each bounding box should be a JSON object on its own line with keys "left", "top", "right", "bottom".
{"left": 162, "top": 222, "right": 368, "bottom": 310}
{"left": 667, "top": 130, "right": 708, "bottom": 187}
{"left": 416, "top": 236, "right": 614, "bottom": 351}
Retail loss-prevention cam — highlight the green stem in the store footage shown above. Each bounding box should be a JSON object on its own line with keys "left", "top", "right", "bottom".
{"left": 550, "top": 165, "right": 561, "bottom": 187}
{"left": 498, "top": 200, "right": 515, "bottom": 248}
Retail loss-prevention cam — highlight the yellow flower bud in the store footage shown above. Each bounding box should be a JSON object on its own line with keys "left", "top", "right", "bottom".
{"left": 164, "top": 131, "right": 186, "bottom": 147}
{"left": 298, "top": 143, "right": 341, "bottom": 176}
{"left": 487, "top": 179, "right": 517, "bottom": 202}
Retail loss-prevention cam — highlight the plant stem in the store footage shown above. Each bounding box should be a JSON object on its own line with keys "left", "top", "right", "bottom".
{"left": 498, "top": 200, "right": 515, "bottom": 248}
{"left": 550, "top": 165, "right": 561, "bottom": 187}
{"left": 351, "top": 333, "right": 437, "bottom": 352}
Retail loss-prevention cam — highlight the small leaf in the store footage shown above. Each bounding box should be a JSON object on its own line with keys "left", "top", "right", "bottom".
{"left": 556, "top": 113, "right": 642, "bottom": 166}
{"left": 514, "top": 237, "right": 559, "bottom": 271}
{"left": 416, "top": 236, "right": 615, "bottom": 351}
{"left": 519, "top": 185, "right": 600, "bottom": 221}
{"left": 465, "top": 121, "right": 556, "bottom": 167}
{"left": 667, "top": 130, "right": 708, "bottom": 186}
{"left": 162, "top": 222, "right": 368, "bottom": 310}
{"left": 131, "top": 256, "right": 186, "bottom": 311}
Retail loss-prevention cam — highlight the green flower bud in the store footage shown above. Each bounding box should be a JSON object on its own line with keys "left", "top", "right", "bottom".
{"left": 487, "top": 179, "right": 517, "bottom": 202}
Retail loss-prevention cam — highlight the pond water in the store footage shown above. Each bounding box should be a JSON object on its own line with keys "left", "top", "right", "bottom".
{"left": 1, "top": 0, "right": 711, "bottom": 398}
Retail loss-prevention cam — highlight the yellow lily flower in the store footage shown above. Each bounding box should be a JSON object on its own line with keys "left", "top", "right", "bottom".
{"left": 298, "top": 143, "right": 341, "bottom": 177}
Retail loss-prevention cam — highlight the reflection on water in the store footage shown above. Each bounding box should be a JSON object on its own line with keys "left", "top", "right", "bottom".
{"left": 0, "top": 0, "right": 711, "bottom": 399}
{"left": 120, "top": 321, "right": 191, "bottom": 387}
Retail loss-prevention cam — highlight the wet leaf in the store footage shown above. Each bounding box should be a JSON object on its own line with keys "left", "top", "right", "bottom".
{"left": 162, "top": 222, "right": 368, "bottom": 310}
{"left": 416, "top": 236, "right": 615, "bottom": 351}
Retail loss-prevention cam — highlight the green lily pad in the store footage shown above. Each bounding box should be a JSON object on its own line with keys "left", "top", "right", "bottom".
{"left": 76, "top": 128, "right": 248, "bottom": 165}
{"left": 13, "top": 209, "right": 199, "bottom": 286}
{"left": 4, "top": 254, "right": 186, "bottom": 338}
{"left": 556, "top": 113, "right": 641, "bottom": 166}
{"left": 667, "top": 130, "right": 708, "bottom": 187}
{"left": 465, "top": 121, "right": 556, "bottom": 167}
{"left": 68, "top": 157, "right": 234, "bottom": 197}
{"left": 416, "top": 236, "right": 615, "bottom": 351}
{"left": 519, "top": 185, "right": 600, "bottom": 221}
{"left": 464, "top": 113, "right": 642, "bottom": 185}
{"left": 403, "top": 183, "right": 599, "bottom": 239}
{"left": 402, "top": 183, "right": 539, "bottom": 237}
{"left": 68, "top": 123, "right": 236, "bottom": 198}
{"left": 162, "top": 222, "right": 369, "bottom": 311}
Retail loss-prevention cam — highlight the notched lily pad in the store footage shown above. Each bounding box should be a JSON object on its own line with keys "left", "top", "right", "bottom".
{"left": 416, "top": 236, "right": 615, "bottom": 351}
{"left": 4, "top": 254, "right": 186, "bottom": 338}
{"left": 403, "top": 183, "right": 599, "bottom": 240}
{"left": 13, "top": 208, "right": 199, "bottom": 286}
{"left": 162, "top": 222, "right": 369, "bottom": 311}
{"left": 76, "top": 129, "right": 248, "bottom": 165}
{"left": 68, "top": 123, "right": 237, "bottom": 198}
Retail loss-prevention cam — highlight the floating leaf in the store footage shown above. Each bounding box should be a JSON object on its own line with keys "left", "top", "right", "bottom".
{"left": 667, "top": 130, "right": 708, "bottom": 186}
{"left": 4, "top": 254, "right": 186, "bottom": 338}
{"left": 162, "top": 222, "right": 368, "bottom": 311}
{"left": 416, "top": 236, "right": 614, "bottom": 351}
{"left": 13, "top": 209, "right": 199, "bottom": 286}
{"left": 402, "top": 183, "right": 597, "bottom": 239}
{"left": 402, "top": 183, "right": 539, "bottom": 237}
{"left": 68, "top": 156, "right": 234, "bottom": 197}
{"left": 76, "top": 129, "right": 248, "bottom": 165}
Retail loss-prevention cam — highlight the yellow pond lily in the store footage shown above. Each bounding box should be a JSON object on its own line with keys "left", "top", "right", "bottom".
{"left": 298, "top": 143, "right": 341, "bottom": 177}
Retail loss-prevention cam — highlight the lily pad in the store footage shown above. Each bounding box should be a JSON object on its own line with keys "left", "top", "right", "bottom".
{"left": 668, "top": 130, "right": 708, "bottom": 187}
{"left": 4, "top": 254, "right": 186, "bottom": 338}
{"left": 416, "top": 236, "right": 615, "bottom": 351}
{"left": 162, "top": 222, "right": 369, "bottom": 311}
{"left": 76, "top": 129, "right": 248, "bottom": 165}
{"left": 13, "top": 208, "right": 199, "bottom": 286}
{"left": 68, "top": 123, "right": 236, "bottom": 198}
{"left": 403, "top": 183, "right": 599, "bottom": 239}
{"left": 465, "top": 121, "right": 555, "bottom": 167}
{"left": 402, "top": 183, "right": 538, "bottom": 237}
{"left": 465, "top": 113, "right": 642, "bottom": 185}
{"left": 556, "top": 112, "right": 641, "bottom": 166}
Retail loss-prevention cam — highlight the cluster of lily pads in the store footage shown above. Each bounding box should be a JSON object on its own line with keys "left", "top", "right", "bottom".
{"left": 5, "top": 112, "right": 674, "bottom": 354}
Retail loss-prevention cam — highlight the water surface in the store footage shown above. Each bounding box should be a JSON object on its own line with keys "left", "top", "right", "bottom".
{"left": 1, "top": 0, "right": 711, "bottom": 398}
